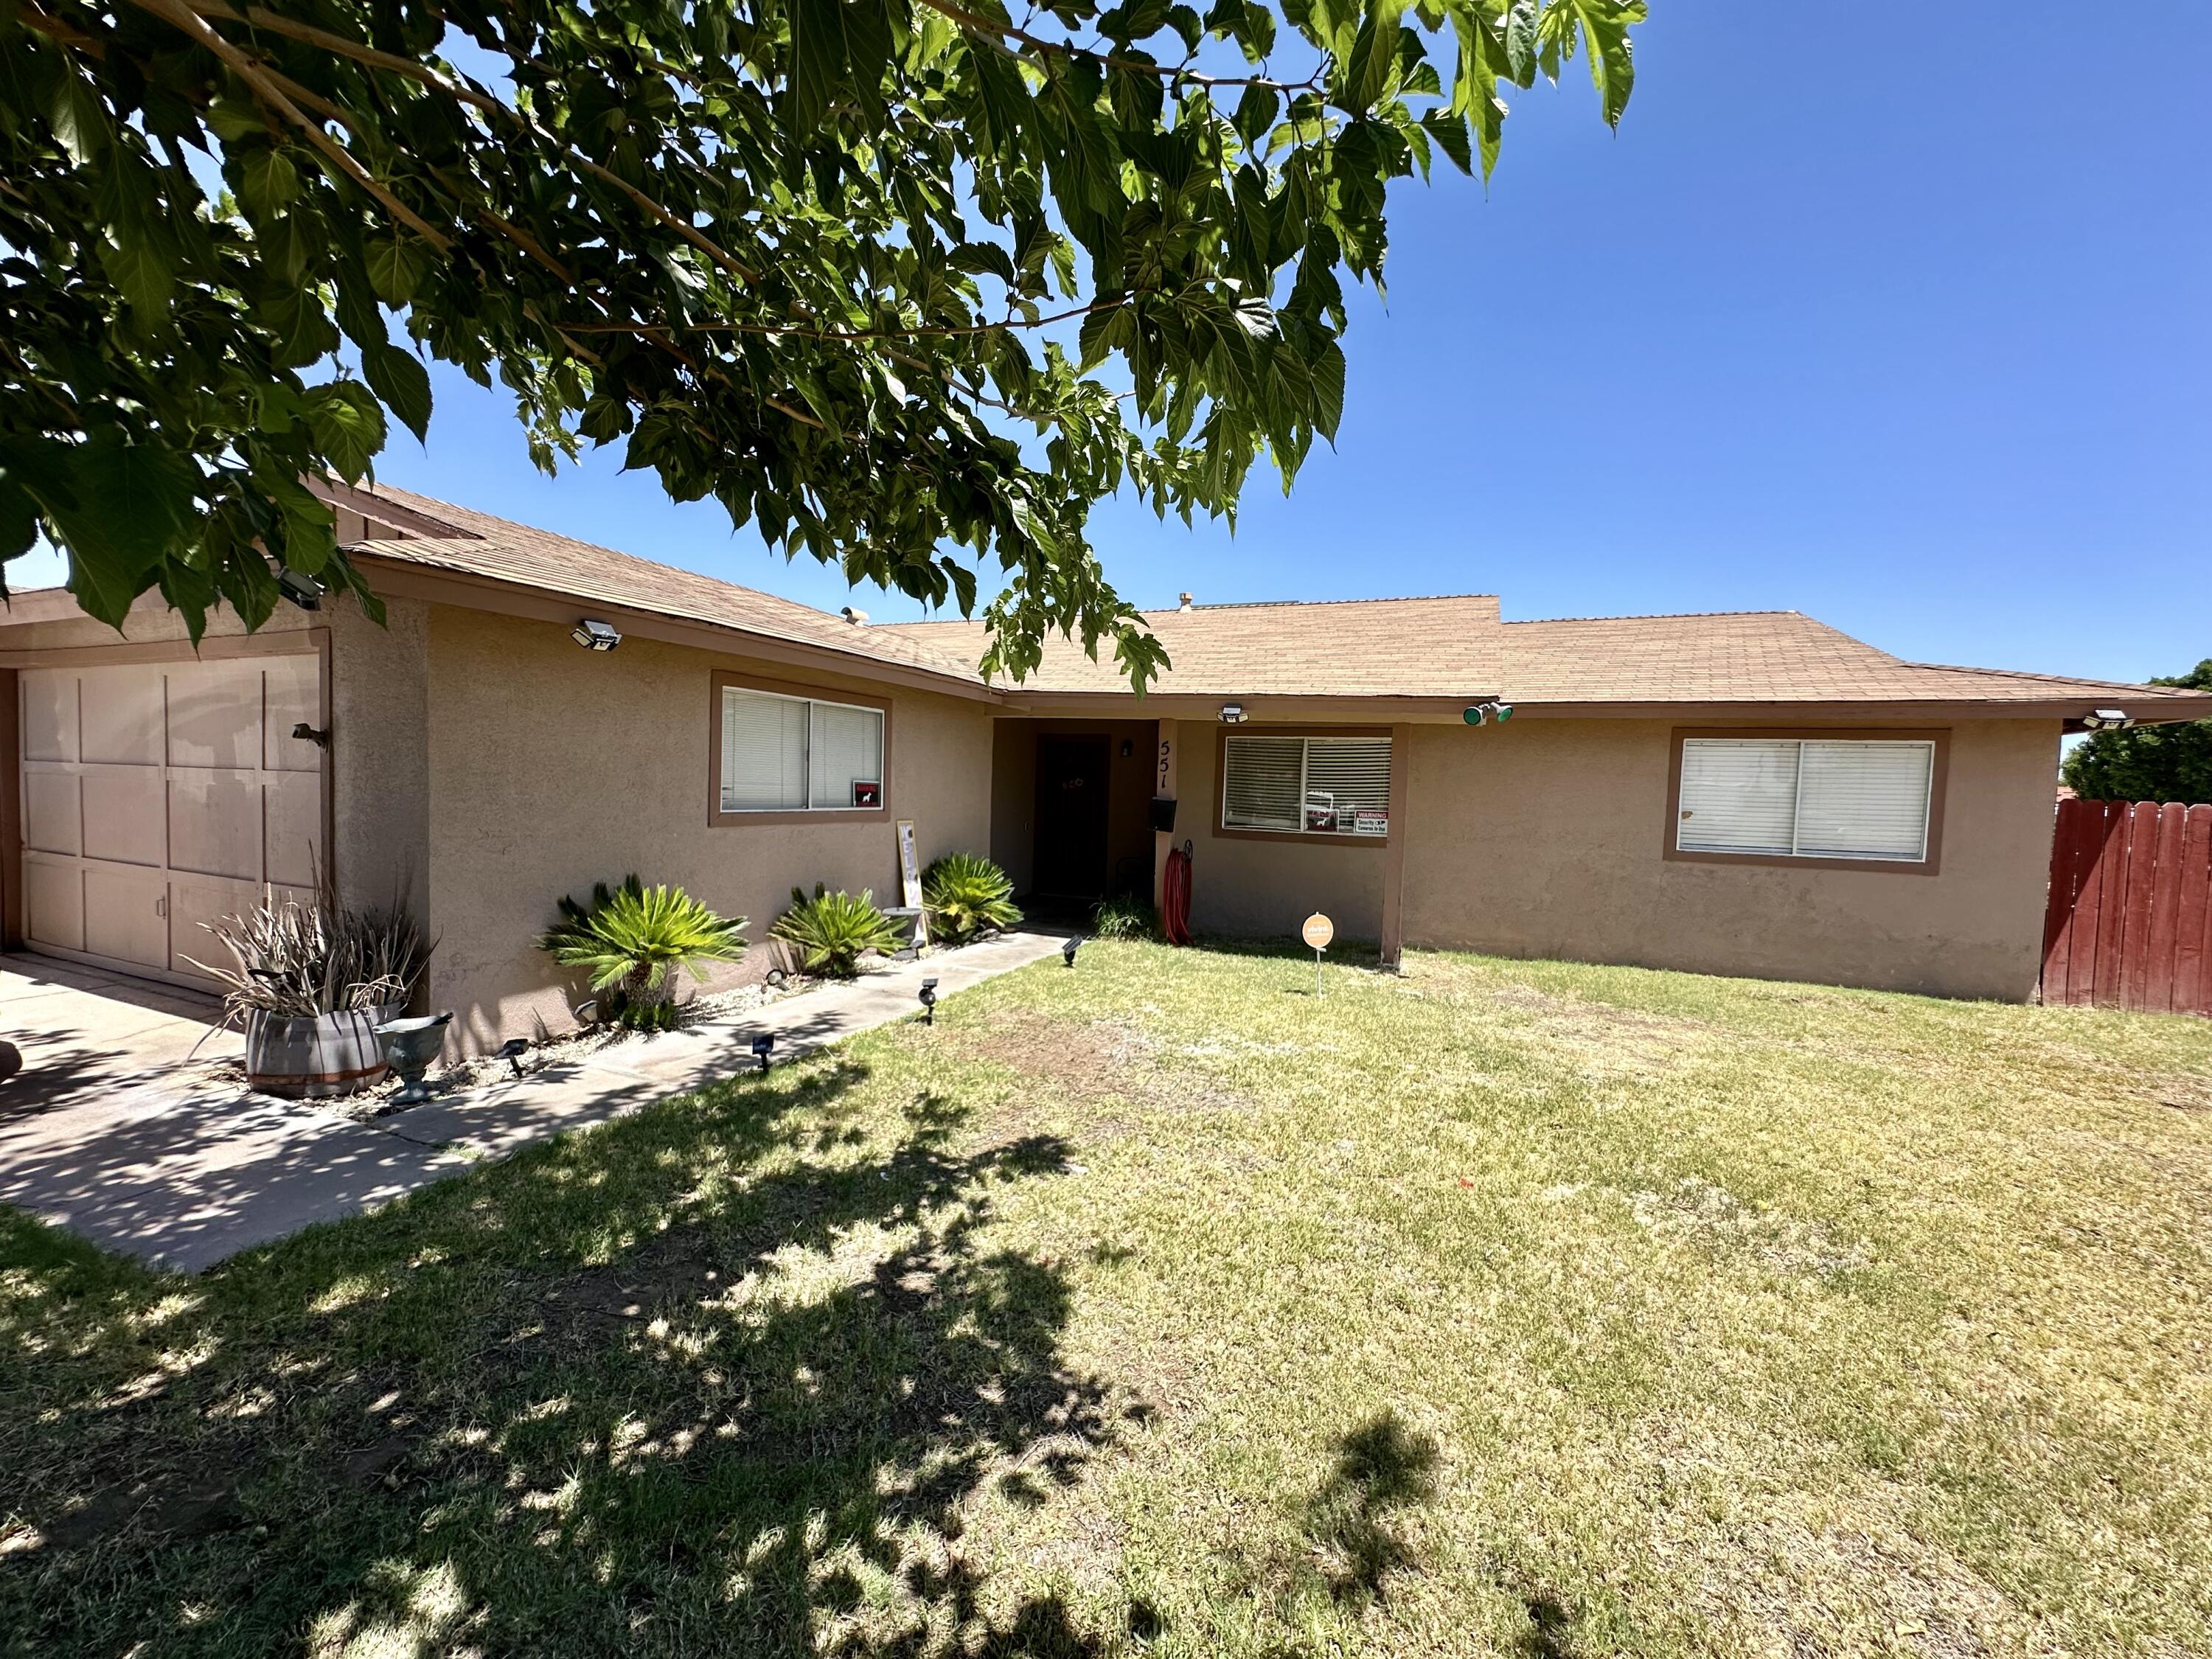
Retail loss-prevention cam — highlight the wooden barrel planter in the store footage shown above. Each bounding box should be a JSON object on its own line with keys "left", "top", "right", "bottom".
{"left": 243, "top": 1004, "right": 402, "bottom": 1099}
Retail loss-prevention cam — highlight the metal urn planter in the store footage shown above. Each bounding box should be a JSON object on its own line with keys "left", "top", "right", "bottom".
{"left": 243, "top": 1004, "right": 402, "bottom": 1099}
{"left": 375, "top": 1012, "right": 453, "bottom": 1105}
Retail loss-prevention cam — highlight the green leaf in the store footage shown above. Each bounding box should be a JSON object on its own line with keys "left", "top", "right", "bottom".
{"left": 364, "top": 234, "right": 434, "bottom": 307}
{"left": 1502, "top": 0, "right": 1540, "bottom": 83}
{"left": 235, "top": 147, "right": 300, "bottom": 218}
{"left": 0, "top": 469, "right": 41, "bottom": 566}
{"left": 259, "top": 288, "right": 341, "bottom": 369}
{"left": 205, "top": 97, "right": 268, "bottom": 143}
{"left": 1309, "top": 339, "right": 1346, "bottom": 438}
{"left": 364, "top": 344, "right": 434, "bottom": 442}
{"left": 304, "top": 383, "right": 388, "bottom": 484}
{"left": 1341, "top": 0, "right": 1405, "bottom": 112}
{"left": 100, "top": 227, "right": 175, "bottom": 319}
{"left": 1572, "top": 0, "right": 1640, "bottom": 126}
{"left": 789, "top": 0, "right": 891, "bottom": 128}
{"left": 1234, "top": 83, "right": 1279, "bottom": 146}
{"left": 1419, "top": 109, "right": 1472, "bottom": 175}
{"left": 22, "top": 436, "right": 200, "bottom": 626}
{"left": 46, "top": 69, "right": 110, "bottom": 164}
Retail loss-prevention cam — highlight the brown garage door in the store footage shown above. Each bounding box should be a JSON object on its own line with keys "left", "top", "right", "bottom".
{"left": 18, "top": 650, "right": 327, "bottom": 988}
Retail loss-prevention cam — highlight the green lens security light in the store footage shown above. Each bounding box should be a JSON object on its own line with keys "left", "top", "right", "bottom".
{"left": 1462, "top": 702, "right": 1514, "bottom": 726}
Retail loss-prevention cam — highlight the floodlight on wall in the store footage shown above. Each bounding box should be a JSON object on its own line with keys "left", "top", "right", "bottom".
{"left": 918, "top": 977, "right": 939, "bottom": 1025}
{"left": 291, "top": 721, "right": 330, "bottom": 749}
{"left": 2080, "top": 708, "right": 2133, "bottom": 731}
{"left": 276, "top": 567, "right": 324, "bottom": 611}
{"left": 1218, "top": 703, "right": 1248, "bottom": 725}
{"left": 751, "top": 1032, "right": 776, "bottom": 1073}
{"left": 1462, "top": 702, "right": 1514, "bottom": 726}
{"left": 571, "top": 618, "right": 623, "bottom": 651}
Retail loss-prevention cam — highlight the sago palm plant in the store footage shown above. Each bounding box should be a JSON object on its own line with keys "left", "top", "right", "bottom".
{"left": 771, "top": 886, "right": 904, "bottom": 979}
{"left": 538, "top": 876, "right": 746, "bottom": 1026}
{"left": 920, "top": 853, "right": 1022, "bottom": 943}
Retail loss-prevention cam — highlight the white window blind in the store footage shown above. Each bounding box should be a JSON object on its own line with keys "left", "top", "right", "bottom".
{"left": 808, "top": 701, "right": 884, "bottom": 809}
{"left": 1304, "top": 739, "right": 1392, "bottom": 833}
{"left": 1222, "top": 735, "right": 1391, "bottom": 836}
{"left": 1222, "top": 737, "right": 1303, "bottom": 831}
{"left": 1677, "top": 737, "right": 1933, "bottom": 863}
{"left": 1795, "top": 742, "right": 1933, "bottom": 860}
{"left": 720, "top": 686, "right": 883, "bottom": 813}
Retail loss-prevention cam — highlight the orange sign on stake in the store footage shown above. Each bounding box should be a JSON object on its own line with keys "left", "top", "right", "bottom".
{"left": 1303, "top": 912, "right": 1334, "bottom": 995}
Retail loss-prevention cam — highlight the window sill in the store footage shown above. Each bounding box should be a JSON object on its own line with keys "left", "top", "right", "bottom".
{"left": 1212, "top": 824, "right": 1392, "bottom": 849}
{"left": 710, "top": 806, "right": 892, "bottom": 828}
{"left": 1663, "top": 845, "right": 1938, "bottom": 876}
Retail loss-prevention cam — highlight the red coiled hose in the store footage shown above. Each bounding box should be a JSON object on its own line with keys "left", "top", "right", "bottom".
{"left": 1162, "top": 838, "right": 1194, "bottom": 946}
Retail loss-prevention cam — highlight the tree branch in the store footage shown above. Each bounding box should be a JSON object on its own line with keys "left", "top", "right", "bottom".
{"left": 557, "top": 295, "right": 1134, "bottom": 342}
{"left": 124, "top": 0, "right": 452, "bottom": 251}
{"left": 917, "top": 0, "right": 1325, "bottom": 92}
{"left": 184, "top": 0, "right": 763, "bottom": 285}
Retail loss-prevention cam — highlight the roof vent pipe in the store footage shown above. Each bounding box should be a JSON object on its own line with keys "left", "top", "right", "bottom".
{"left": 1178, "top": 592, "right": 1194, "bottom": 611}
{"left": 841, "top": 606, "right": 869, "bottom": 626}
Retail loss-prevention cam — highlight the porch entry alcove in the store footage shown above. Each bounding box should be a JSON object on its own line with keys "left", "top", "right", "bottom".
{"left": 988, "top": 718, "right": 1159, "bottom": 908}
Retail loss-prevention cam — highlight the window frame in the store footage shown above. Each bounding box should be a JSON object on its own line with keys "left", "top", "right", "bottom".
{"left": 1212, "top": 725, "right": 1396, "bottom": 848}
{"left": 1663, "top": 726, "right": 1950, "bottom": 875}
{"left": 708, "top": 669, "right": 892, "bottom": 827}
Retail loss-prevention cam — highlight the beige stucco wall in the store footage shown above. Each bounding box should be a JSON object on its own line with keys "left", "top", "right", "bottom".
{"left": 1399, "top": 717, "right": 2061, "bottom": 1000}
{"left": 421, "top": 606, "right": 994, "bottom": 1053}
{"left": 1176, "top": 720, "right": 1389, "bottom": 942}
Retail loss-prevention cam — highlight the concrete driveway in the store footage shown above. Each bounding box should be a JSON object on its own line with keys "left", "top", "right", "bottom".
{"left": 0, "top": 932, "right": 1066, "bottom": 1273}
{"left": 0, "top": 955, "right": 465, "bottom": 1272}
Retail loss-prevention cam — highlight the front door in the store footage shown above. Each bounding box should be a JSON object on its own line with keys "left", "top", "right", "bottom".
{"left": 1033, "top": 735, "right": 1111, "bottom": 900}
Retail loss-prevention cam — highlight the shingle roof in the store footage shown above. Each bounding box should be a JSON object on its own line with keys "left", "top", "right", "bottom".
{"left": 1495, "top": 611, "right": 2212, "bottom": 707}
{"left": 881, "top": 595, "right": 1503, "bottom": 696}
{"left": 324, "top": 481, "right": 983, "bottom": 685}
{"left": 313, "top": 482, "right": 2212, "bottom": 717}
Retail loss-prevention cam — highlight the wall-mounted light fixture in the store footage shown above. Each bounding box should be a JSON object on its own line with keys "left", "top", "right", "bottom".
{"left": 2080, "top": 708, "right": 2132, "bottom": 731}
{"left": 1461, "top": 701, "right": 1514, "bottom": 726}
{"left": 571, "top": 618, "right": 622, "bottom": 652}
{"left": 291, "top": 721, "right": 331, "bottom": 749}
{"left": 1218, "top": 703, "right": 1248, "bottom": 725}
{"left": 276, "top": 567, "right": 323, "bottom": 611}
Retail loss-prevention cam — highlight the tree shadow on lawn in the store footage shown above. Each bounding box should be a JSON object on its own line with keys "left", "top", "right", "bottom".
{"left": 1, "top": 1056, "right": 1138, "bottom": 1655}
{"left": 1298, "top": 1411, "right": 1440, "bottom": 1608}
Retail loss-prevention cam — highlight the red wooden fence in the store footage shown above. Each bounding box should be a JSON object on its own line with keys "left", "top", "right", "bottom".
{"left": 2042, "top": 799, "right": 2212, "bottom": 1016}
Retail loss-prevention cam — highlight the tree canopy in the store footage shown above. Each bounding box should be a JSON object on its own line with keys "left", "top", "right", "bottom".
{"left": 2062, "top": 659, "right": 2212, "bottom": 806}
{"left": 2, "top": 0, "right": 1641, "bottom": 685}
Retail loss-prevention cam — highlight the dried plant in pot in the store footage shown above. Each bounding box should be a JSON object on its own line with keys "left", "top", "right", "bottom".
{"left": 187, "top": 891, "right": 433, "bottom": 1098}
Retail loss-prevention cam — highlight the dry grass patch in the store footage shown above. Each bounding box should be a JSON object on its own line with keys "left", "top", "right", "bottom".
{"left": 4, "top": 941, "right": 2211, "bottom": 1656}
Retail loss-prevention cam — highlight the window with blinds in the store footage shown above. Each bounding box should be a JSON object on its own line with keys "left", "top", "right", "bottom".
{"left": 1222, "top": 734, "right": 1391, "bottom": 836}
{"left": 720, "top": 686, "right": 883, "bottom": 813}
{"left": 1677, "top": 737, "right": 1933, "bottom": 863}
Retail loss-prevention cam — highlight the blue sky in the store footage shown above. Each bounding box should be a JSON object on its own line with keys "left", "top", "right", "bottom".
{"left": 24, "top": 4, "right": 2206, "bottom": 684}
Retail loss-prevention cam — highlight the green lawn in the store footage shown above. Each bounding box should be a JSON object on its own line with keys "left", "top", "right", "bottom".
{"left": 6, "top": 943, "right": 2212, "bottom": 1657}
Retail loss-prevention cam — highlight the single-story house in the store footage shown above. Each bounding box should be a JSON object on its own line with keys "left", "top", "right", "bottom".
{"left": 4, "top": 481, "right": 2207, "bottom": 1052}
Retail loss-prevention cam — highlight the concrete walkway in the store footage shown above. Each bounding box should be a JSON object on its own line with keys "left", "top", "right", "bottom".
{"left": 0, "top": 932, "right": 1062, "bottom": 1273}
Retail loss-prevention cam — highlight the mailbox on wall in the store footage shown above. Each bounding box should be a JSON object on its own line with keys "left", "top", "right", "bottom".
{"left": 1150, "top": 796, "right": 1178, "bottom": 833}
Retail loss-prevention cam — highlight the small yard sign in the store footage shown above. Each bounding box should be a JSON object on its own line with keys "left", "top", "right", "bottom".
{"left": 1302, "top": 911, "right": 1334, "bottom": 997}
{"left": 896, "top": 819, "right": 922, "bottom": 909}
